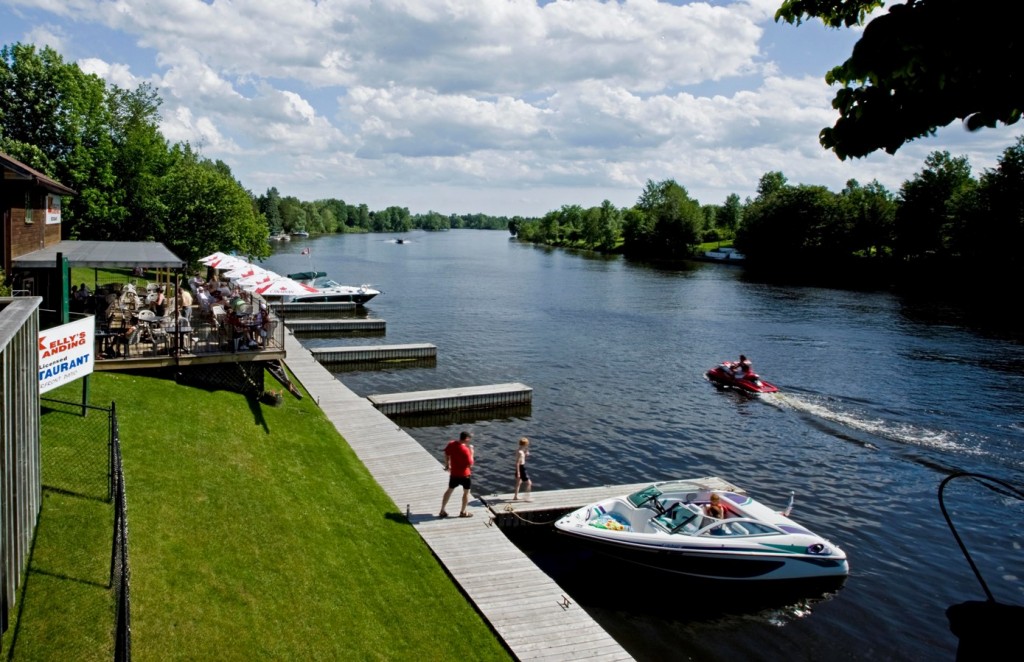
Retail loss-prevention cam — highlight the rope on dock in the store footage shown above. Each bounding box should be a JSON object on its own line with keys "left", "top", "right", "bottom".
{"left": 498, "top": 503, "right": 562, "bottom": 526}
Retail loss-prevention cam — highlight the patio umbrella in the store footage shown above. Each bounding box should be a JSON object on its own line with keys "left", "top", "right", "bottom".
{"left": 253, "top": 277, "right": 318, "bottom": 297}
{"left": 199, "top": 251, "right": 230, "bottom": 263}
{"left": 236, "top": 272, "right": 278, "bottom": 291}
{"left": 207, "top": 255, "right": 250, "bottom": 271}
{"left": 222, "top": 265, "right": 267, "bottom": 280}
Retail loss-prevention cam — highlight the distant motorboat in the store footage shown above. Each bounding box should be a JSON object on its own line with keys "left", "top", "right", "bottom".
{"left": 291, "top": 230, "right": 310, "bottom": 238}
{"left": 269, "top": 233, "right": 290, "bottom": 242}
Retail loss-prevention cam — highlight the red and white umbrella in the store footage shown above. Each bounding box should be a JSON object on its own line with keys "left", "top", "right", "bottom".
{"left": 207, "top": 255, "right": 250, "bottom": 271}
{"left": 253, "top": 277, "right": 318, "bottom": 297}
{"left": 223, "top": 265, "right": 269, "bottom": 280}
{"left": 199, "top": 251, "right": 230, "bottom": 264}
{"left": 236, "top": 272, "right": 278, "bottom": 291}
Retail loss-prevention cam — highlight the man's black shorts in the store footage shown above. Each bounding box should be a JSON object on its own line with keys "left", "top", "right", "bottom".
{"left": 448, "top": 475, "right": 472, "bottom": 490}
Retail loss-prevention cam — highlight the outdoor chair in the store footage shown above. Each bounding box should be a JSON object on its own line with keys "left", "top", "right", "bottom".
{"left": 117, "top": 326, "right": 142, "bottom": 358}
{"left": 149, "top": 322, "right": 169, "bottom": 355}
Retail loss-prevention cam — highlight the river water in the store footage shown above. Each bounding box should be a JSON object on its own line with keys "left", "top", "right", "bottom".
{"left": 265, "top": 230, "right": 1023, "bottom": 661}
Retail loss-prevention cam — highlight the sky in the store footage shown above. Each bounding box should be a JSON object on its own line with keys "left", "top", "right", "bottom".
{"left": 1, "top": 0, "right": 1019, "bottom": 217}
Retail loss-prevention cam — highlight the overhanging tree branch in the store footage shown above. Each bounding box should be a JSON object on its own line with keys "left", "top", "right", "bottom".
{"left": 777, "top": 0, "right": 1024, "bottom": 159}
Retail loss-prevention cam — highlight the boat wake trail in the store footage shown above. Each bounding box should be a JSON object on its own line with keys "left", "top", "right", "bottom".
{"left": 762, "top": 393, "right": 972, "bottom": 454}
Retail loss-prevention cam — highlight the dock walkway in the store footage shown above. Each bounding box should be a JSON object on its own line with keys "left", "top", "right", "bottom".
{"left": 282, "top": 332, "right": 633, "bottom": 661}
{"left": 368, "top": 382, "right": 533, "bottom": 415}
{"left": 311, "top": 343, "right": 436, "bottom": 363}
{"left": 285, "top": 318, "right": 386, "bottom": 333}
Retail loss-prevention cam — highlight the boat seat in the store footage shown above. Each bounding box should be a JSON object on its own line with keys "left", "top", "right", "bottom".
{"left": 655, "top": 503, "right": 702, "bottom": 534}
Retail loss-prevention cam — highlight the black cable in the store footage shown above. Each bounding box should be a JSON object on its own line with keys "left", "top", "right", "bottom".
{"left": 938, "top": 472, "right": 1024, "bottom": 602}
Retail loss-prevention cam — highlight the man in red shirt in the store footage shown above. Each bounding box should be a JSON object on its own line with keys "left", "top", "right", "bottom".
{"left": 438, "top": 431, "right": 474, "bottom": 518}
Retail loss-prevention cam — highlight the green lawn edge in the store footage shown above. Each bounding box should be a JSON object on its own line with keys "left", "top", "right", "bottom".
{"left": 5, "top": 370, "right": 511, "bottom": 661}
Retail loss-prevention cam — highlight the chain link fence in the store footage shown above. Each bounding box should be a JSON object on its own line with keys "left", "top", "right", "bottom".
{"left": 20, "top": 397, "right": 132, "bottom": 661}
{"left": 110, "top": 404, "right": 131, "bottom": 662}
{"left": 40, "top": 398, "right": 113, "bottom": 502}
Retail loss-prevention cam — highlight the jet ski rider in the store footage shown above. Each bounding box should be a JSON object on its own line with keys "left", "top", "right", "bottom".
{"left": 732, "top": 354, "right": 753, "bottom": 378}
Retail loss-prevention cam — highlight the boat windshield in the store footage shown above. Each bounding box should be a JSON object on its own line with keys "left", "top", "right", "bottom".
{"left": 627, "top": 485, "right": 663, "bottom": 508}
{"left": 312, "top": 278, "right": 342, "bottom": 289}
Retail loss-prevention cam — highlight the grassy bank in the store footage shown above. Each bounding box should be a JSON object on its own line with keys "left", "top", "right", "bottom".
{"left": 5, "top": 370, "right": 510, "bottom": 661}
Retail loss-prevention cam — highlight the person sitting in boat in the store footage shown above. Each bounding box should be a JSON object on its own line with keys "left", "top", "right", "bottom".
{"left": 704, "top": 493, "right": 727, "bottom": 519}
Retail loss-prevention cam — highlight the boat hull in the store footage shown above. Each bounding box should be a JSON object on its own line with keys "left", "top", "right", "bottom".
{"left": 283, "top": 271, "right": 380, "bottom": 305}
{"left": 288, "top": 291, "right": 378, "bottom": 305}
{"left": 705, "top": 366, "right": 778, "bottom": 394}
{"left": 558, "top": 528, "right": 849, "bottom": 581}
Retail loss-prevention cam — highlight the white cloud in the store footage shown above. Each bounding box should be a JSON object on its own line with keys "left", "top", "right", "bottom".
{"left": 1, "top": 0, "right": 1021, "bottom": 216}
{"left": 21, "top": 23, "right": 66, "bottom": 53}
{"left": 78, "top": 57, "right": 139, "bottom": 89}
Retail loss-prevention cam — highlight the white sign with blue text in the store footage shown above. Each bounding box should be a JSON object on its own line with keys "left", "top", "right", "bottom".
{"left": 38, "top": 316, "right": 95, "bottom": 394}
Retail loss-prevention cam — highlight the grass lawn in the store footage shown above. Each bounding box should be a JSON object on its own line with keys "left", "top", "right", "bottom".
{"left": 4, "top": 369, "right": 510, "bottom": 661}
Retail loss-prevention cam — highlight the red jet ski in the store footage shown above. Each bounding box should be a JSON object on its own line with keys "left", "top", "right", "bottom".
{"left": 705, "top": 361, "right": 779, "bottom": 394}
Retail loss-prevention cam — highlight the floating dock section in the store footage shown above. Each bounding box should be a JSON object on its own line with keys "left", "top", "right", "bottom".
{"left": 268, "top": 301, "right": 356, "bottom": 316}
{"left": 285, "top": 318, "right": 385, "bottom": 333}
{"left": 368, "top": 382, "right": 532, "bottom": 415}
{"left": 311, "top": 343, "right": 437, "bottom": 363}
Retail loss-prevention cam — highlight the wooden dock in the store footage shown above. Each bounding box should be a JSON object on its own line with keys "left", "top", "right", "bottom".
{"left": 268, "top": 301, "right": 356, "bottom": 315}
{"left": 368, "top": 382, "right": 533, "bottom": 415}
{"left": 285, "top": 318, "right": 386, "bottom": 333}
{"left": 281, "top": 331, "right": 633, "bottom": 661}
{"left": 311, "top": 343, "right": 437, "bottom": 363}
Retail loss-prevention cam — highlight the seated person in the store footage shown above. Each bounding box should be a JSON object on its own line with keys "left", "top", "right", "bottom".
{"left": 704, "top": 493, "right": 727, "bottom": 519}
{"left": 150, "top": 287, "right": 167, "bottom": 317}
{"left": 226, "top": 309, "right": 252, "bottom": 348}
{"left": 195, "top": 286, "right": 213, "bottom": 312}
{"left": 252, "top": 304, "right": 271, "bottom": 346}
{"left": 109, "top": 320, "right": 139, "bottom": 357}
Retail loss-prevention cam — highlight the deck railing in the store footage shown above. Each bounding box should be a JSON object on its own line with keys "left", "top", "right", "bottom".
{"left": 0, "top": 297, "right": 43, "bottom": 634}
{"left": 94, "top": 309, "right": 286, "bottom": 363}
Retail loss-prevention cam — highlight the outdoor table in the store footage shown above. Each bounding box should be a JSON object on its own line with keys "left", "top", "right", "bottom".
{"left": 165, "top": 320, "right": 193, "bottom": 354}
{"left": 95, "top": 330, "right": 119, "bottom": 356}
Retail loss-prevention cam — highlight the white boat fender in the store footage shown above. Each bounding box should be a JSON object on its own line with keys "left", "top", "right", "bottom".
{"left": 781, "top": 491, "right": 795, "bottom": 517}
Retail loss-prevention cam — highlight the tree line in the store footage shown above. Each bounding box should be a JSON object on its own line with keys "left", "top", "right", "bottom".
{"left": 0, "top": 42, "right": 512, "bottom": 269}
{"left": 257, "top": 189, "right": 512, "bottom": 235}
{"left": 511, "top": 141, "right": 1024, "bottom": 291}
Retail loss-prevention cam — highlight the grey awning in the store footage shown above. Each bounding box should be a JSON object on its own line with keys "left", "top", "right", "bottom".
{"left": 12, "top": 241, "right": 186, "bottom": 270}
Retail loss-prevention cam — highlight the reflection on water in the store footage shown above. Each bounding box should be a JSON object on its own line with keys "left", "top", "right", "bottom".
{"left": 266, "top": 230, "right": 1024, "bottom": 661}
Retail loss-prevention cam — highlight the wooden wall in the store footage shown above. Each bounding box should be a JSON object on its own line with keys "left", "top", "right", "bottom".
{"left": 1, "top": 180, "right": 63, "bottom": 276}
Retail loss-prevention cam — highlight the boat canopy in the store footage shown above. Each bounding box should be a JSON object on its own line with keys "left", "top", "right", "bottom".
{"left": 287, "top": 271, "right": 327, "bottom": 281}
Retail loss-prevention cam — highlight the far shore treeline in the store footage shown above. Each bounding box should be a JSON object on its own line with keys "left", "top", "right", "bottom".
{"left": 3, "top": 42, "right": 1022, "bottom": 304}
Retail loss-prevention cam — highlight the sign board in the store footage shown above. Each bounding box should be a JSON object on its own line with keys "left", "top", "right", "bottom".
{"left": 45, "top": 194, "right": 61, "bottom": 224}
{"left": 38, "top": 316, "right": 95, "bottom": 394}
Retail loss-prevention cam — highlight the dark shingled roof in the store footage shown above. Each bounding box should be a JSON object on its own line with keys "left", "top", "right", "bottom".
{"left": 12, "top": 241, "right": 186, "bottom": 270}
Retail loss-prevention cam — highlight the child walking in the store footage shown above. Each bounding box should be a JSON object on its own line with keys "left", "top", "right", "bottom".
{"left": 513, "top": 437, "right": 532, "bottom": 501}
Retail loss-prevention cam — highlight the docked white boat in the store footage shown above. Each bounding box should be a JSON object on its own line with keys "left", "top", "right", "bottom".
{"left": 285, "top": 271, "right": 381, "bottom": 305}
{"left": 554, "top": 481, "right": 849, "bottom": 581}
